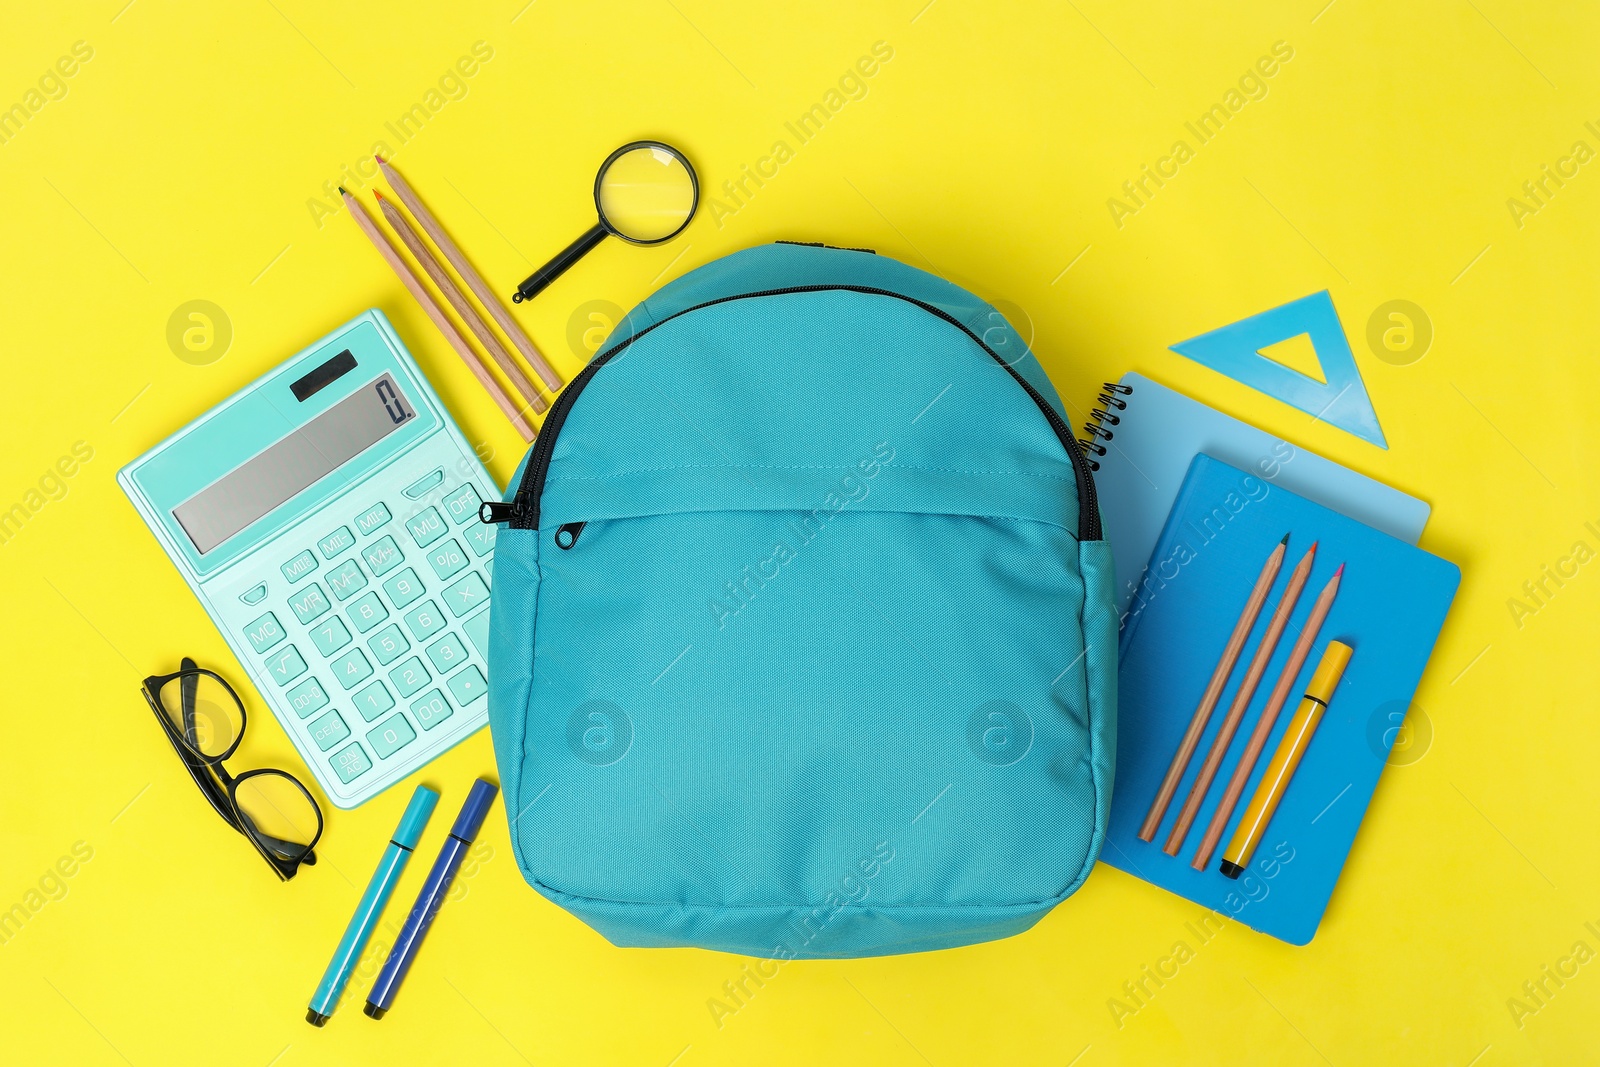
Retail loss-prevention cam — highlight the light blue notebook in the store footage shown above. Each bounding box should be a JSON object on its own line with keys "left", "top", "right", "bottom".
{"left": 1100, "top": 454, "right": 1459, "bottom": 944}
{"left": 1081, "top": 373, "right": 1431, "bottom": 620}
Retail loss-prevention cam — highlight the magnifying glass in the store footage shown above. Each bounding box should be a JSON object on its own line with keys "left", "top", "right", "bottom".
{"left": 512, "top": 140, "right": 699, "bottom": 303}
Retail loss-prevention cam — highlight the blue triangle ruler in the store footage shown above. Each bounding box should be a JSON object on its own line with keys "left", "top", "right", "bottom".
{"left": 1169, "top": 291, "right": 1387, "bottom": 449}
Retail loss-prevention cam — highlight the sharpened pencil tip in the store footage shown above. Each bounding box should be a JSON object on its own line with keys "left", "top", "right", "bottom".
{"left": 1280, "top": 532, "right": 1289, "bottom": 545}
{"left": 373, "top": 189, "right": 386, "bottom": 202}
{"left": 1335, "top": 562, "right": 1344, "bottom": 577}
{"left": 1309, "top": 541, "right": 1318, "bottom": 552}
{"left": 338, "top": 185, "right": 349, "bottom": 196}
{"left": 374, "top": 152, "right": 385, "bottom": 164}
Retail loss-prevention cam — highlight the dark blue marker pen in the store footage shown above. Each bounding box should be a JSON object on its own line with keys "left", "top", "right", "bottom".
{"left": 364, "top": 778, "right": 498, "bottom": 1019}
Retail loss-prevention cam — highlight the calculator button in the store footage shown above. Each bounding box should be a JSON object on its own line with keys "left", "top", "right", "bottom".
{"left": 345, "top": 592, "right": 389, "bottom": 633}
{"left": 446, "top": 664, "right": 488, "bottom": 705}
{"left": 425, "top": 633, "right": 469, "bottom": 673}
{"left": 281, "top": 550, "right": 318, "bottom": 584}
{"left": 318, "top": 526, "right": 356, "bottom": 559}
{"left": 326, "top": 559, "right": 368, "bottom": 600}
{"left": 309, "top": 615, "right": 352, "bottom": 656}
{"left": 352, "top": 680, "right": 396, "bottom": 722}
{"left": 243, "top": 612, "right": 286, "bottom": 654}
{"left": 389, "top": 657, "right": 431, "bottom": 698}
{"left": 462, "top": 608, "right": 491, "bottom": 662}
{"left": 286, "top": 677, "right": 329, "bottom": 719}
{"left": 410, "top": 690, "right": 453, "bottom": 731}
{"left": 404, "top": 601, "right": 446, "bottom": 642}
{"left": 239, "top": 582, "right": 269, "bottom": 606}
{"left": 442, "top": 484, "right": 482, "bottom": 525}
{"left": 383, "top": 568, "right": 426, "bottom": 609}
{"left": 266, "top": 645, "right": 307, "bottom": 686}
{"left": 405, "top": 507, "right": 447, "bottom": 548}
{"left": 331, "top": 648, "right": 374, "bottom": 690}
{"left": 464, "top": 523, "right": 496, "bottom": 557}
{"left": 308, "top": 710, "right": 351, "bottom": 752}
{"left": 368, "top": 623, "right": 410, "bottom": 665}
{"left": 331, "top": 743, "right": 372, "bottom": 784}
{"left": 403, "top": 468, "right": 445, "bottom": 499}
{"left": 443, "top": 573, "right": 490, "bottom": 618}
{"left": 427, "top": 539, "right": 468, "bottom": 580}
{"left": 353, "top": 503, "right": 392, "bottom": 536}
{"left": 288, "top": 583, "right": 331, "bottom": 625}
{"left": 367, "top": 713, "right": 418, "bottom": 759}
{"left": 362, "top": 535, "right": 404, "bottom": 577}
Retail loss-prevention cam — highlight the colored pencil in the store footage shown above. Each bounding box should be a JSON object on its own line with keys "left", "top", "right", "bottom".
{"left": 377, "top": 155, "right": 563, "bottom": 392}
{"left": 1190, "top": 563, "right": 1344, "bottom": 871}
{"left": 1138, "top": 534, "right": 1288, "bottom": 842}
{"left": 339, "top": 187, "right": 536, "bottom": 442}
{"left": 375, "top": 190, "right": 547, "bottom": 417}
{"left": 1163, "top": 541, "right": 1318, "bottom": 856}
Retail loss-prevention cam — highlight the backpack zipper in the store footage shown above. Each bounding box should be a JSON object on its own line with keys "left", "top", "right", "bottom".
{"left": 480, "top": 285, "right": 1102, "bottom": 541}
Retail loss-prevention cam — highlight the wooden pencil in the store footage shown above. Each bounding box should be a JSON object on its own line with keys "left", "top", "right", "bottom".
{"left": 1190, "top": 562, "right": 1344, "bottom": 870}
{"left": 1163, "top": 541, "right": 1318, "bottom": 856}
{"left": 1138, "top": 534, "right": 1288, "bottom": 842}
{"left": 339, "top": 187, "right": 536, "bottom": 442}
{"left": 375, "top": 190, "right": 548, "bottom": 417}
{"left": 377, "top": 155, "right": 563, "bottom": 392}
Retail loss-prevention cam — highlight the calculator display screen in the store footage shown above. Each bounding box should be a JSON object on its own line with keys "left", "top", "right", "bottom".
{"left": 174, "top": 373, "right": 416, "bottom": 553}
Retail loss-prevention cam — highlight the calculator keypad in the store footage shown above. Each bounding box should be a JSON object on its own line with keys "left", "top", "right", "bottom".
{"left": 231, "top": 482, "right": 495, "bottom": 805}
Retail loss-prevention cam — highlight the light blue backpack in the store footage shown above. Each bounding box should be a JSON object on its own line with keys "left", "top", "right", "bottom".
{"left": 481, "top": 243, "right": 1117, "bottom": 958}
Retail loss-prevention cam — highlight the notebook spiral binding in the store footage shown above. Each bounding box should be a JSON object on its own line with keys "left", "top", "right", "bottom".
{"left": 1077, "top": 382, "right": 1133, "bottom": 472}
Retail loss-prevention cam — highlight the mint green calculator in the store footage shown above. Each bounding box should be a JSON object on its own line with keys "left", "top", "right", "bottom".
{"left": 119, "top": 310, "right": 500, "bottom": 808}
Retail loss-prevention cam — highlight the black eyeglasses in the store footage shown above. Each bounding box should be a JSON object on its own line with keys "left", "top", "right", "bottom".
{"left": 140, "top": 658, "right": 324, "bottom": 880}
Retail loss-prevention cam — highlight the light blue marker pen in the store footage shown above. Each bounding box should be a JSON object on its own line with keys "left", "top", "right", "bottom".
{"left": 306, "top": 784, "right": 439, "bottom": 1026}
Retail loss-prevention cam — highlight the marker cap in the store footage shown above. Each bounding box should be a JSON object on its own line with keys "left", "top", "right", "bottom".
{"left": 1307, "top": 640, "right": 1354, "bottom": 700}
{"left": 393, "top": 785, "right": 441, "bottom": 850}
{"left": 449, "top": 778, "right": 499, "bottom": 841}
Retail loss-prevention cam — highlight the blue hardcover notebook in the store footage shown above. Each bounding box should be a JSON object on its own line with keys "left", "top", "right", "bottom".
{"left": 1100, "top": 454, "right": 1460, "bottom": 945}
{"left": 1080, "top": 373, "right": 1432, "bottom": 619}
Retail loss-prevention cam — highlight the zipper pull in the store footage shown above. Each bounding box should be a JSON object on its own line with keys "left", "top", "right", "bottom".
{"left": 479, "top": 500, "right": 519, "bottom": 524}
{"left": 554, "top": 521, "right": 586, "bottom": 550}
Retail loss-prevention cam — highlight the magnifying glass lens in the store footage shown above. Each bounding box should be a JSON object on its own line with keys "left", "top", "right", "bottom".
{"left": 597, "top": 146, "right": 697, "bottom": 242}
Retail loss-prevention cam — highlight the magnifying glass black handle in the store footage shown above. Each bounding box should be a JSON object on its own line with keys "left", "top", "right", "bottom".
{"left": 513, "top": 222, "right": 608, "bottom": 303}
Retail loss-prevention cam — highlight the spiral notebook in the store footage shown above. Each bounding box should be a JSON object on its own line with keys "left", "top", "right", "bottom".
{"left": 1075, "top": 373, "right": 1431, "bottom": 623}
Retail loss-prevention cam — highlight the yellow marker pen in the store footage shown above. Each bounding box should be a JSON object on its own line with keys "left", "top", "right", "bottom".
{"left": 1219, "top": 640, "right": 1353, "bottom": 879}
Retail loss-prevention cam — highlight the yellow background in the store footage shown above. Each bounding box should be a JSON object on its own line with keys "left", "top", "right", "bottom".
{"left": 2, "top": 1, "right": 1596, "bottom": 1064}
